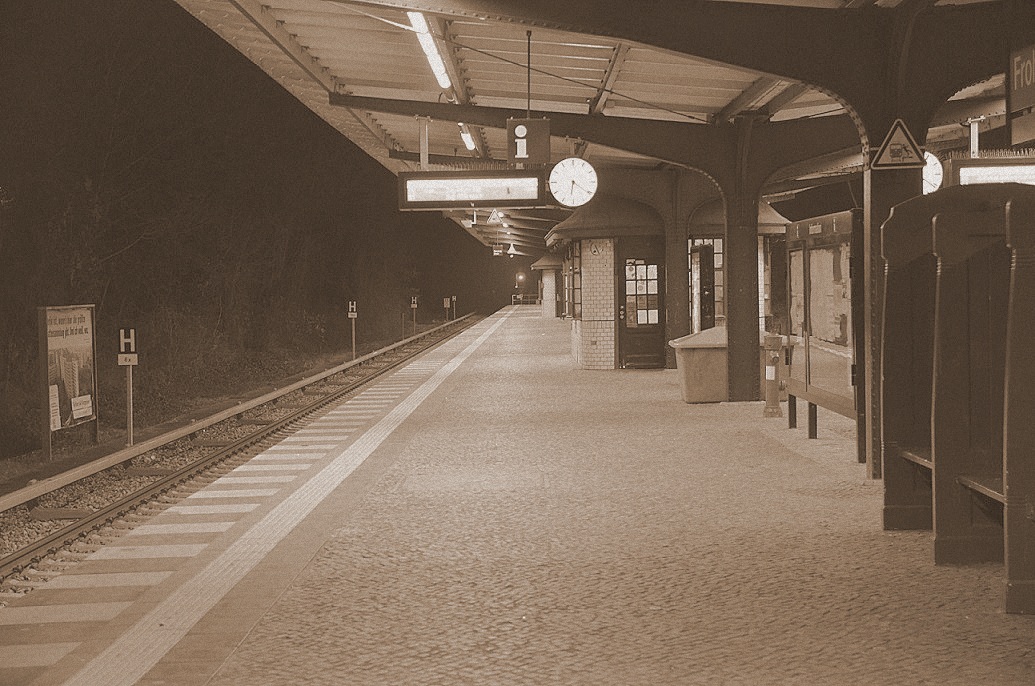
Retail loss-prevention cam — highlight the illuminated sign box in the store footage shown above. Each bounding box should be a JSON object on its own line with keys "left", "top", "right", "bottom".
{"left": 946, "top": 157, "right": 1035, "bottom": 187}
{"left": 399, "top": 170, "right": 547, "bottom": 211}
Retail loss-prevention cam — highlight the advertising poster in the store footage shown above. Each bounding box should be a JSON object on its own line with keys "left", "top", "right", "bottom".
{"left": 43, "top": 305, "right": 97, "bottom": 430}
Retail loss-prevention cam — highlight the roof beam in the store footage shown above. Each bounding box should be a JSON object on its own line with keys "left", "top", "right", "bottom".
{"left": 712, "top": 77, "right": 783, "bottom": 124}
{"left": 339, "top": 1, "right": 1031, "bottom": 139}
{"left": 329, "top": 92, "right": 862, "bottom": 185}
{"left": 431, "top": 17, "right": 488, "bottom": 157}
{"left": 762, "top": 83, "right": 809, "bottom": 117}
{"left": 230, "top": 0, "right": 336, "bottom": 91}
{"left": 929, "top": 95, "right": 1004, "bottom": 128}
{"left": 588, "top": 42, "right": 629, "bottom": 115}
{"left": 229, "top": 0, "right": 402, "bottom": 158}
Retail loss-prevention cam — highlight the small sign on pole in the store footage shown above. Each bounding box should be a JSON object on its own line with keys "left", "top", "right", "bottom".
{"left": 347, "top": 301, "right": 357, "bottom": 360}
{"left": 411, "top": 296, "right": 418, "bottom": 335}
{"left": 118, "top": 327, "right": 137, "bottom": 446}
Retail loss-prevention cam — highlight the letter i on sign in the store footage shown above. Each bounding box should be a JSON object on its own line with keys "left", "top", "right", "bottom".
{"left": 514, "top": 125, "right": 528, "bottom": 159}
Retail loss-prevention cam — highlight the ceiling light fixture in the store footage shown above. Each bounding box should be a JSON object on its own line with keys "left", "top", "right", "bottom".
{"left": 407, "top": 12, "right": 452, "bottom": 90}
{"left": 458, "top": 122, "right": 477, "bottom": 151}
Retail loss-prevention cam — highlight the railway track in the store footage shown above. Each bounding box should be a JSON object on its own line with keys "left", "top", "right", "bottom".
{"left": 0, "top": 314, "right": 479, "bottom": 588}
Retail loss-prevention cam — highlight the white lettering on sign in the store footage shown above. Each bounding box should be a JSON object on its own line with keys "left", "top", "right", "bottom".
{"left": 1012, "top": 45, "right": 1035, "bottom": 113}
{"left": 348, "top": 301, "right": 356, "bottom": 313}
{"left": 1015, "top": 48, "right": 1035, "bottom": 94}
{"left": 119, "top": 328, "right": 136, "bottom": 354}
{"left": 514, "top": 124, "right": 528, "bottom": 159}
{"left": 71, "top": 395, "right": 93, "bottom": 419}
{"left": 411, "top": 296, "right": 418, "bottom": 309}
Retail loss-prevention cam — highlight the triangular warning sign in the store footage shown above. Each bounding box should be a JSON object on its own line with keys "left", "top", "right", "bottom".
{"left": 872, "top": 119, "right": 925, "bottom": 169}
{"left": 487, "top": 209, "right": 504, "bottom": 225}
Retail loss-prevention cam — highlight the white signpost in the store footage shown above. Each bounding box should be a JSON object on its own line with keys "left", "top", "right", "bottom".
{"left": 411, "top": 296, "right": 418, "bottom": 335}
{"left": 118, "top": 327, "right": 138, "bottom": 446}
{"left": 347, "top": 301, "right": 357, "bottom": 360}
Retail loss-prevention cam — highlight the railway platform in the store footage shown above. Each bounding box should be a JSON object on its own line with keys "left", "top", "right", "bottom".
{"left": 1, "top": 305, "right": 1033, "bottom": 685}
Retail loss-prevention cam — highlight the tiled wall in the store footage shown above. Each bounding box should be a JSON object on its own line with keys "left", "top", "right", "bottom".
{"left": 571, "top": 239, "right": 615, "bottom": 369}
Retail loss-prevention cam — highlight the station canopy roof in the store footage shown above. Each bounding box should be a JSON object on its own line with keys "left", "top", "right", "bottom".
{"left": 171, "top": 0, "right": 1009, "bottom": 256}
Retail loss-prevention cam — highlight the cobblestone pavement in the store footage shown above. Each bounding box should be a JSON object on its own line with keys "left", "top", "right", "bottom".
{"left": 203, "top": 310, "right": 1035, "bottom": 685}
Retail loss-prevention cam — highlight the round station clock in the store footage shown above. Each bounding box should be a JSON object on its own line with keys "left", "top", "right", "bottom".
{"left": 549, "top": 157, "right": 598, "bottom": 207}
{"left": 923, "top": 151, "right": 943, "bottom": 194}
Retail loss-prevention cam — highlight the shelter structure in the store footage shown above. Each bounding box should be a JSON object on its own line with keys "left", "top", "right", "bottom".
{"left": 170, "top": 0, "right": 1035, "bottom": 476}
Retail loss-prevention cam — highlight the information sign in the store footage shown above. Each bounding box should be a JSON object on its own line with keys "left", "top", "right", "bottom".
{"left": 398, "top": 170, "right": 547, "bottom": 211}
{"left": 507, "top": 118, "right": 550, "bottom": 165}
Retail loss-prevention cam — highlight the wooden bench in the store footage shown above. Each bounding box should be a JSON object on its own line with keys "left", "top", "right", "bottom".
{"left": 880, "top": 183, "right": 1035, "bottom": 614}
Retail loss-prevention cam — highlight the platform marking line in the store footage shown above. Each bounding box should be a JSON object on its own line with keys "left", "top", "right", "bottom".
{"left": 281, "top": 434, "right": 360, "bottom": 442}
{"left": 0, "top": 642, "right": 81, "bottom": 668}
{"left": 214, "top": 476, "right": 296, "bottom": 485}
{"left": 263, "top": 444, "right": 337, "bottom": 451}
{"left": 0, "top": 602, "right": 132, "bottom": 626}
{"left": 62, "top": 312, "right": 511, "bottom": 686}
{"left": 250, "top": 454, "right": 323, "bottom": 462}
{"left": 88, "top": 544, "right": 208, "bottom": 560}
{"left": 187, "top": 489, "right": 280, "bottom": 499}
{"left": 231, "top": 464, "right": 311, "bottom": 472}
{"left": 165, "top": 504, "right": 258, "bottom": 515}
{"left": 128, "top": 523, "right": 235, "bottom": 536}
{"left": 44, "top": 572, "right": 175, "bottom": 589}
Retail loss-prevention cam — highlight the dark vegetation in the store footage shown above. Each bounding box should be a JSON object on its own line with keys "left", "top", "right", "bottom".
{"left": 0, "top": 1, "right": 524, "bottom": 458}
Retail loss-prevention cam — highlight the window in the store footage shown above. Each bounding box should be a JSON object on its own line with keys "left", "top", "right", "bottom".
{"left": 565, "top": 242, "right": 582, "bottom": 319}
{"left": 688, "top": 237, "right": 724, "bottom": 324}
{"left": 689, "top": 235, "right": 774, "bottom": 334}
{"left": 624, "top": 258, "right": 660, "bottom": 327}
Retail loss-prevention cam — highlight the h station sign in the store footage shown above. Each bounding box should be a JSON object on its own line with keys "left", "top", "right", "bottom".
{"left": 1011, "top": 43, "right": 1035, "bottom": 146}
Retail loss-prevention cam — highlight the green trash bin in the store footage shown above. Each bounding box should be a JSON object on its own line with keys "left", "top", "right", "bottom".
{"left": 668, "top": 326, "right": 729, "bottom": 403}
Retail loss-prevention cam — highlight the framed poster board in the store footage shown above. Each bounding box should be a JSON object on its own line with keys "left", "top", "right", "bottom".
{"left": 39, "top": 305, "right": 99, "bottom": 455}
{"left": 785, "top": 211, "right": 863, "bottom": 421}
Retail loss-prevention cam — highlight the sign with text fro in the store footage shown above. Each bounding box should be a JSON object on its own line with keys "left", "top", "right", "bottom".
{"left": 1011, "top": 43, "right": 1035, "bottom": 146}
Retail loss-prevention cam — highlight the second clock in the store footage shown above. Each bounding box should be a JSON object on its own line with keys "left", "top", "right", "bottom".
{"left": 549, "top": 157, "right": 598, "bottom": 207}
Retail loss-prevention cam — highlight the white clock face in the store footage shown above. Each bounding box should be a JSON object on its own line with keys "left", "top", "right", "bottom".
{"left": 549, "top": 157, "right": 598, "bottom": 207}
{"left": 923, "top": 151, "right": 943, "bottom": 194}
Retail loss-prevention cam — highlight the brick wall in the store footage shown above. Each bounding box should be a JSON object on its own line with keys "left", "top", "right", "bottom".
{"left": 571, "top": 239, "right": 616, "bottom": 369}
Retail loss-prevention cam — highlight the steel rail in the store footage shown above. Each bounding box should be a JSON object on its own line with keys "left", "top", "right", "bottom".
{"left": 0, "top": 314, "right": 479, "bottom": 581}
{"left": 0, "top": 314, "right": 476, "bottom": 514}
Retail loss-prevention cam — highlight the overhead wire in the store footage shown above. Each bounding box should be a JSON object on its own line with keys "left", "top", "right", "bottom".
{"left": 333, "top": 2, "right": 716, "bottom": 124}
